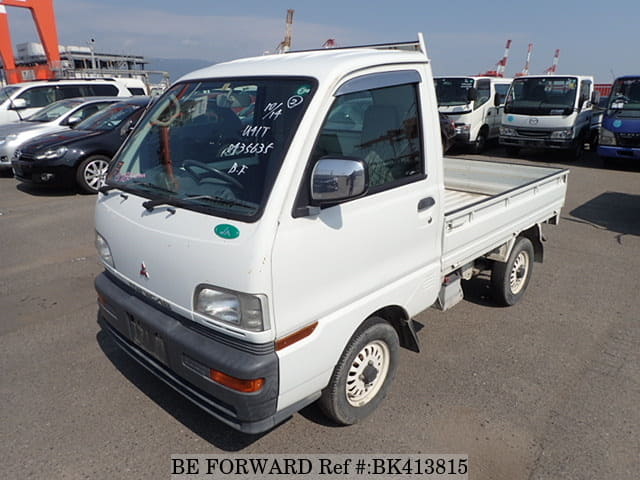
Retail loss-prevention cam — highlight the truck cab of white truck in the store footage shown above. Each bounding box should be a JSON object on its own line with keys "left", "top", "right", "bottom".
{"left": 435, "top": 76, "right": 512, "bottom": 152}
{"left": 94, "top": 35, "right": 568, "bottom": 434}
{"left": 499, "top": 75, "right": 598, "bottom": 158}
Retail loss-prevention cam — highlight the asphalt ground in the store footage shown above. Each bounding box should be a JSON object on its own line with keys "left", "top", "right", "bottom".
{"left": 1, "top": 148, "right": 639, "bottom": 480}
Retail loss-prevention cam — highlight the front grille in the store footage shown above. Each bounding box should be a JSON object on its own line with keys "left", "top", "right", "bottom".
{"left": 616, "top": 132, "right": 640, "bottom": 148}
{"left": 516, "top": 129, "right": 552, "bottom": 138}
{"left": 14, "top": 150, "right": 34, "bottom": 162}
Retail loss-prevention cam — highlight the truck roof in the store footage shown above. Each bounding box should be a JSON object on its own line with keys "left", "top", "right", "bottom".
{"left": 179, "top": 46, "right": 429, "bottom": 84}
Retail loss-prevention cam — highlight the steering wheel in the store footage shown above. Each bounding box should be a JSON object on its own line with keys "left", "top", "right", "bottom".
{"left": 182, "top": 160, "right": 244, "bottom": 190}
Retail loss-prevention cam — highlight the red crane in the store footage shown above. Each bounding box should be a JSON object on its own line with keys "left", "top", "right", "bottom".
{"left": 0, "top": 0, "right": 61, "bottom": 84}
{"left": 544, "top": 49, "right": 561, "bottom": 75}
{"left": 515, "top": 43, "right": 534, "bottom": 77}
{"left": 481, "top": 39, "right": 512, "bottom": 77}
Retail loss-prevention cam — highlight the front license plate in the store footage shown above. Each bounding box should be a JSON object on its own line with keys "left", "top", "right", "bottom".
{"left": 128, "top": 314, "right": 168, "bottom": 365}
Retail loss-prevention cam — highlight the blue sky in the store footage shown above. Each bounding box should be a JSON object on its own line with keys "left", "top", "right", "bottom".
{"left": 5, "top": 0, "right": 639, "bottom": 83}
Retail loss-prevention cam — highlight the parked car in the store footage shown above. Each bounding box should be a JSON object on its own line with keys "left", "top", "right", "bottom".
{"left": 12, "top": 96, "right": 150, "bottom": 193}
{"left": 0, "top": 78, "right": 133, "bottom": 124}
{"left": 439, "top": 113, "right": 456, "bottom": 153}
{"left": 0, "top": 97, "right": 121, "bottom": 174}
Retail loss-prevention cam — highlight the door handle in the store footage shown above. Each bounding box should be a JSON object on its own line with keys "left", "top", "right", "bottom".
{"left": 417, "top": 196, "right": 435, "bottom": 212}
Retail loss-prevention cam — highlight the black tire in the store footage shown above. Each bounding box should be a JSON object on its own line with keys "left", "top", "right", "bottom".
{"left": 570, "top": 137, "right": 584, "bottom": 160}
{"left": 319, "top": 317, "right": 399, "bottom": 425}
{"left": 471, "top": 128, "right": 487, "bottom": 154}
{"left": 490, "top": 237, "right": 534, "bottom": 306}
{"left": 505, "top": 146, "right": 520, "bottom": 157}
{"left": 76, "top": 155, "right": 110, "bottom": 194}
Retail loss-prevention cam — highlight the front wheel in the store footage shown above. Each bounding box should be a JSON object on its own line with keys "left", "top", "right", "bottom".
{"left": 76, "top": 155, "right": 110, "bottom": 194}
{"left": 471, "top": 129, "right": 487, "bottom": 154}
{"left": 490, "top": 237, "right": 534, "bottom": 306}
{"left": 319, "top": 317, "right": 399, "bottom": 425}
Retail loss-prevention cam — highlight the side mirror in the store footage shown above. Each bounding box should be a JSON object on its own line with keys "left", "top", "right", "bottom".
{"left": 467, "top": 87, "right": 478, "bottom": 102}
{"left": 310, "top": 157, "right": 368, "bottom": 207}
{"left": 66, "top": 116, "right": 81, "bottom": 128}
{"left": 10, "top": 98, "right": 27, "bottom": 110}
{"left": 591, "top": 90, "right": 601, "bottom": 106}
{"left": 494, "top": 93, "right": 501, "bottom": 107}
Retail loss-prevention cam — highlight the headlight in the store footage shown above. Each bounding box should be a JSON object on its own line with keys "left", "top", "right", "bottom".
{"left": 194, "top": 285, "right": 268, "bottom": 332}
{"left": 35, "top": 146, "right": 68, "bottom": 160}
{"left": 95, "top": 232, "right": 114, "bottom": 268}
{"left": 599, "top": 127, "right": 616, "bottom": 146}
{"left": 551, "top": 128, "right": 574, "bottom": 139}
{"left": 454, "top": 123, "right": 470, "bottom": 134}
{"left": 500, "top": 126, "right": 516, "bottom": 136}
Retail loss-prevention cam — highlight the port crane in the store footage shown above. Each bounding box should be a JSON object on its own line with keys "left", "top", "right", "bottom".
{"left": 515, "top": 43, "right": 533, "bottom": 77}
{"left": 544, "top": 49, "right": 561, "bottom": 74}
{"left": 0, "top": 0, "right": 60, "bottom": 84}
{"left": 275, "top": 9, "right": 294, "bottom": 54}
{"left": 480, "top": 39, "right": 511, "bottom": 77}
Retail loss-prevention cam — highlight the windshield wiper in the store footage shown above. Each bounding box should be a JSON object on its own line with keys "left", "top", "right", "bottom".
{"left": 182, "top": 194, "right": 255, "bottom": 210}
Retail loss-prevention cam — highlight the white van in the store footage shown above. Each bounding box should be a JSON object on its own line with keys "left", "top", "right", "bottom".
{"left": 94, "top": 35, "right": 568, "bottom": 433}
{"left": 435, "top": 76, "right": 512, "bottom": 152}
{"left": 499, "top": 75, "right": 597, "bottom": 158}
{"left": 0, "top": 79, "right": 131, "bottom": 124}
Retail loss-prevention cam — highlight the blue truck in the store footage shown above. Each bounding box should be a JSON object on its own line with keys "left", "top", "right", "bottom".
{"left": 598, "top": 76, "right": 640, "bottom": 163}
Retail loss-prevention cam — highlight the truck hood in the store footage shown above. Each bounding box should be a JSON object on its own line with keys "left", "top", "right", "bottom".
{"left": 438, "top": 104, "right": 472, "bottom": 115}
{"left": 95, "top": 191, "right": 274, "bottom": 340}
{"left": 502, "top": 113, "right": 579, "bottom": 129}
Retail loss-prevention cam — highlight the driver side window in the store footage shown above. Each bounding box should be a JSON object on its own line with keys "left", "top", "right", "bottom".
{"left": 311, "top": 83, "right": 423, "bottom": 192}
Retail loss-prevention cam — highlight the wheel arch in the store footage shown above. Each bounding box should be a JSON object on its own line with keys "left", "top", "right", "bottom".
{"left": 520, "top": 224, "right": 544, "bottom": 263}
{"left": 367, "top": 305, "right": 420, "bottom": 353}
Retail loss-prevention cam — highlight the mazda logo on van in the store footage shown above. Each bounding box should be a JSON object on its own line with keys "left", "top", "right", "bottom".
{"left": 529, "top": 118, "right": 539, "bottom": 125}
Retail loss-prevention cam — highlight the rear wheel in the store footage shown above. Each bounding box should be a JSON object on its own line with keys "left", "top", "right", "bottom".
{"left": 319, "top": 317, "right": 399, "bottom": 425}
{"left": 76, "top": 155, "right": 110, "bottom": 194}
{"left": 491, "top": 237, "right": 534, "bottom": 306}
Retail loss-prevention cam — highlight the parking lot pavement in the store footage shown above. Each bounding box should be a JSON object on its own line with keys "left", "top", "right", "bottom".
{"left": 1, "top": 150, "right": 639, "bottom": 480}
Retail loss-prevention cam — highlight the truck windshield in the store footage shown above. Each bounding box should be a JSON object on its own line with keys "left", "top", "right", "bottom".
{"left": 106, "top": 77, "right": 316, "bottom": 221}
{"left": 435, "top": 77, "right": 475, "bottom": 106}
{"left": 607, "top": 77, "right": 640, "bottom": 117}
{"left": 505, "top": 77, "right": 578, "bottom": 115}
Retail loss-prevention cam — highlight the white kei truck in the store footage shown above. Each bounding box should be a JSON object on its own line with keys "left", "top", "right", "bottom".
{"left": 94, "top": 34, "right": 568, "bottom": 434}
{"left": 435, "top": 76, "right": 512, "bottom": 153}
{"left": 499, "top": 74, "right": 598, "bottom": 158}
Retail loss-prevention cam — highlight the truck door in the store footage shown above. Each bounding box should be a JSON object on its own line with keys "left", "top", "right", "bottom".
{"left": 271, "top": 70, "right": 443, "bottom": 374}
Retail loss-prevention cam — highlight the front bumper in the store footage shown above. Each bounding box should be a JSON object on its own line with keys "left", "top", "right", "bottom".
{"left": 95, "top": 271, "right": 285, "bottom": 434}
{"left": 499, "top": 135, "right": 574, "bottom": 150}
{"left": 11, "top": 158, "right": 76, "bottom": 186}
{"left": 597, "top": 145, "right": 640, "bottom": 160}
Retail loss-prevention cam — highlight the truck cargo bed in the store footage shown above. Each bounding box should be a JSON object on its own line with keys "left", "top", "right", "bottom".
{"left": 442, "top": 157, "right": 568, "bottom": 274}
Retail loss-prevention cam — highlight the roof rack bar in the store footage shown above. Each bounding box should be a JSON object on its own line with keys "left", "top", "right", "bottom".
{"left": 286, "top": 33, "right": 426, "bottom": 56}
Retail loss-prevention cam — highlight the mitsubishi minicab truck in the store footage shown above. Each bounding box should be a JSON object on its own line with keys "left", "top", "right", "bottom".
{"left": 94, "top": 34, "right": 569, "bottom": 434}
{"left": 499, "top": 74, "right": 598, "bottom": 159}
{"left": 597, "top": 75, "right": 640, "bottom": 163}
{"left": 435, "top": 76, "right": 512, "bottom": 152}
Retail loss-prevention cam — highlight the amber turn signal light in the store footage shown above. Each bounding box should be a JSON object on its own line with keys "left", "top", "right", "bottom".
{"left": 275, "top": 321, "right": 318, "bottom": 351}
{"left": 209, "top": 369, "right": 265, "bottom": 393}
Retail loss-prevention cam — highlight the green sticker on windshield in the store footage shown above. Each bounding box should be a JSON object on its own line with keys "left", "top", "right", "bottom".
{"left": 297, "top": 85, "right": 311, "bottom": 96}
{"left": 214, "top": 224, "right": 240, "bottom": 239}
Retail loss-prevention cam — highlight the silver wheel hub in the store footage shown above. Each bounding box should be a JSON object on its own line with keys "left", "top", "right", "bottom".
{"left": 84, "top": 159, "right": 109, "bottom": 190}
{"left": 509, "top": 250, "right": 530, "bottom": 294}
{"left": 346, "top": 340, "right": 390, "bottom": 407}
